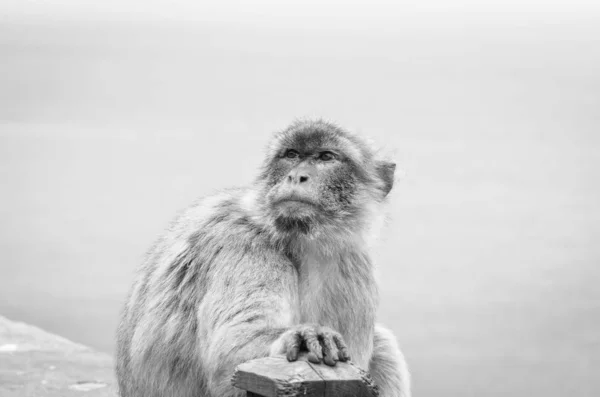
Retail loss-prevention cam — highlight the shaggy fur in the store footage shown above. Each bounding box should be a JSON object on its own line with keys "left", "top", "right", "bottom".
{"left": 116, "top": 119, "right": 411, "bottom": 397}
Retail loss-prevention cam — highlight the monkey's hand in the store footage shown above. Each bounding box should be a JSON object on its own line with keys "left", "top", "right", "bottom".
{"left": 269, "top": 324, "right": 351, "bottom": 366}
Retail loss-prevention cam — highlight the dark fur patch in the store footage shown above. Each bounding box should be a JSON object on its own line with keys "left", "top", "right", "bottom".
{"left": 205, "top": 212, "right": 229, "bottom": 228}
{"left": 233, "top": 215, "right": 250, "bottom": 227}
{"left": 376, "top": 161, "right": 396, "bottom": 196}
{"left": 324, "top": 165, "right": 358, "bottom": 209}
{"left": 169, "top": 253, "right": 192, "bottom": 289}
{"left": 169, "top": 356, "right": 183, "bottom": 379}
{"left": 274, "top": 215, "right": 311, "bottom": 234}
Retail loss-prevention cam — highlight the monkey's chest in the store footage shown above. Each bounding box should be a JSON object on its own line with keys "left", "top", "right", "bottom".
{"left": 295, "top": 266, "right": 375, "bottom": 368}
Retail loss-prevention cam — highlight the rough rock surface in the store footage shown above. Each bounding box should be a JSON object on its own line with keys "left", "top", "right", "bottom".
{"left": 0, "top": 315, "right": 117, "bottom": 397}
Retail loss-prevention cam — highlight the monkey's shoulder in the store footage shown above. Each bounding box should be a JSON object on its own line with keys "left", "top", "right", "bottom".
{"left": 144, "top": 187, "right": 285, "bottom": 276}
{"left": 173, "top": 187, "right": 267, "bottom": 240}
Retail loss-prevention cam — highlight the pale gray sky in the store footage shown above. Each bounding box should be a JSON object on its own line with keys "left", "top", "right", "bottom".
{"left": 3, "top": 1, "right": 600, "bottom": 27}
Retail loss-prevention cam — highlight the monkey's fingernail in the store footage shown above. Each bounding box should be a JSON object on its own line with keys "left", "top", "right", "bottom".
{"left": 307, "top": 353, "right": 321, "bottom": 363}
{"left": 324, "top": 357, "right": 336, "bottom": 366}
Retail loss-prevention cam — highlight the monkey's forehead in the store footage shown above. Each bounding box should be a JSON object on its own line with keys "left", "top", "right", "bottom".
{"left": 268, "top": 120, "right": 372, "bottom": 162}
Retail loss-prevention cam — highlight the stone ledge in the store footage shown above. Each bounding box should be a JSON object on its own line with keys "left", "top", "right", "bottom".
{"left": 0, "top": 315, "right": 116, "bottom": 397}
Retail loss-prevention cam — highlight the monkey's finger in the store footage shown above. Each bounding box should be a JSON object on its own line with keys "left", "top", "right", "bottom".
{"left": 320, "top": 335, "right": 339, "bottom": 366}
{"left": 332, "top": 334, "right": 351, "bottom": 361}
{"left": 307, "top": 351, "right": 322, "bottom": 364}
{"left": 301, "top": 327, "right": 323, "bottom": 362}
{"left": 285, "top": 332, "right": 302, "bottom": 362}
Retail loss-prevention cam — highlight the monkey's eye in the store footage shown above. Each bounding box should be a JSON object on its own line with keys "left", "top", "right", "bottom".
{"left": 319, "top": 151, "right": 336, "bottom": 161}
{"left": 285, "top": 149, "right": 300, "bottom": 159}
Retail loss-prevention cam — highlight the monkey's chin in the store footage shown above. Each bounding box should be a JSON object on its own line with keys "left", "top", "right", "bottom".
{"left": 274, "top": 215, "right": 312, "bottom": 234}
{"left": 272, "top": 201, "right": 317, "bottom": 234}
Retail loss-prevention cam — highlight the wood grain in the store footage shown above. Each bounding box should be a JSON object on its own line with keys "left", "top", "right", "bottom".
{"left": 232, "top": 356, "right": 378, "bottom": 397}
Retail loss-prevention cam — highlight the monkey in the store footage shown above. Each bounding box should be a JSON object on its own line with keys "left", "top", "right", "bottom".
{"left": 115, "top": 119, "right": 411, "bottom": 397}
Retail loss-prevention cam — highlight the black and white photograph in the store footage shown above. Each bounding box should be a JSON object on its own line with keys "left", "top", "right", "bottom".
{"left": 0, "top": 1, "right": 598, "bottom": 397}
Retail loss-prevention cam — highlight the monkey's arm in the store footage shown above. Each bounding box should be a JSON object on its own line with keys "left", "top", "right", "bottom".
{"left": 199, "top": 250, "right": 297, "bottom": 397}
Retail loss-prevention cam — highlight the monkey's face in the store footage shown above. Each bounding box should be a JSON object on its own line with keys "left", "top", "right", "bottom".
{"left": 265, "top": 146, "right": 357, "bottom": 234}
{"left": 260, "top": 122, "right": 395, "bottom": 236}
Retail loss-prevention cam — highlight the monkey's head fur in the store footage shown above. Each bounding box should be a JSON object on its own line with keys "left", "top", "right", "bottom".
{"left": 254, "top": 119, "right": 395, "bottom": 245}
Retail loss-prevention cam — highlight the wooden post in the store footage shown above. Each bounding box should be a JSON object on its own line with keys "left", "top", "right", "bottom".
{"left": 231, "top": 356, "right": 379, "bottom": 397}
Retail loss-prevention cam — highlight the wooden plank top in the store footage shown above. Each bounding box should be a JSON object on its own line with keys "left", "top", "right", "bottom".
{"left": 232, "top": 356, "right": 379, "bottom": 397}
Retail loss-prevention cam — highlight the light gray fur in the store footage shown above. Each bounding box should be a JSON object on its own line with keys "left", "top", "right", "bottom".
{"left": 116, "top": 120, "right": 411, "bottom": 397}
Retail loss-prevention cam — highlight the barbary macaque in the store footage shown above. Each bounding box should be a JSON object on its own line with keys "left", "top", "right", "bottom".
{"left": 116, "top": 120, "right": 410, "bottom": 397}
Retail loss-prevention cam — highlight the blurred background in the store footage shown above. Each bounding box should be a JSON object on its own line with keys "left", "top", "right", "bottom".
{"left": 1, "top": 1, "right": 599, "bottom": 396}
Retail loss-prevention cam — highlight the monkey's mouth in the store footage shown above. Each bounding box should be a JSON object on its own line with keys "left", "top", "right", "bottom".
{"left": 274, "top": 198, "right": 317, "bottom": 207}
{"left": 272, "top": 192, "right": 318, "bottom": 208}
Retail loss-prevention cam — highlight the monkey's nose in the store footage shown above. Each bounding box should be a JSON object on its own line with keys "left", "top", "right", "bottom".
{"left": 287, "top": 173, "right": 310, "bottom": 184}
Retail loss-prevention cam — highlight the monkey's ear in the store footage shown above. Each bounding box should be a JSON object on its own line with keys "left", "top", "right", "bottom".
{"left": 376, "top": 161, "right": 396, "bottom": 197}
